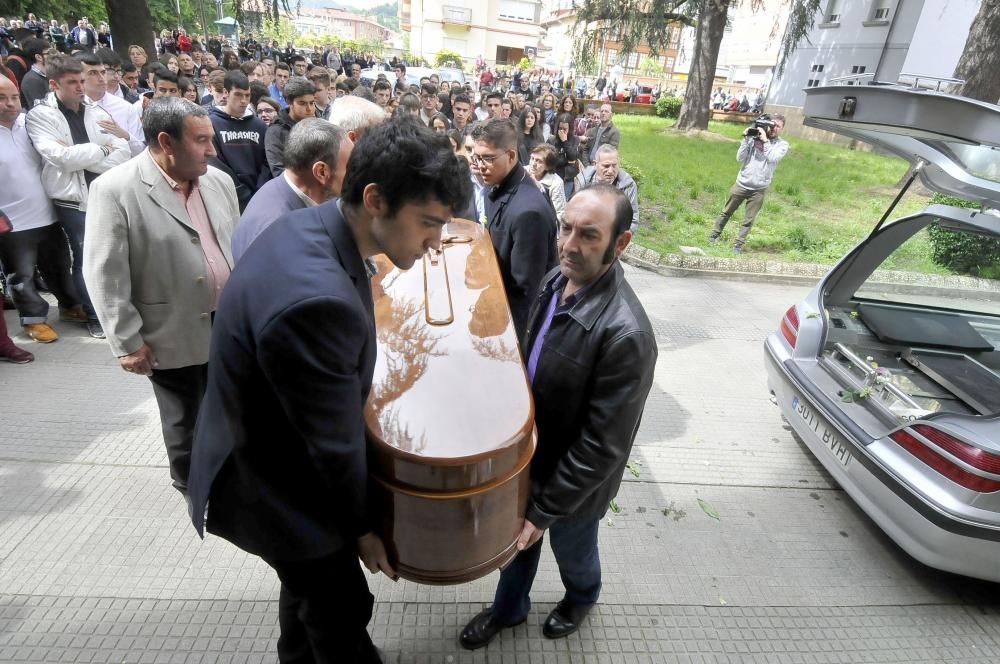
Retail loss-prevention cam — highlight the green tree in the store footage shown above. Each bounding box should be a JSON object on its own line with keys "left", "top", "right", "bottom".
{"left": 638, "top": 55, "right": 661, "bottom": 77}
{"left": 434, "top": 48, "right": 462, "bottom": 67}
{"left": 951, "top": 0, "right": 1000, "bottom": 103}
{"left": 572, "top": 0, "right": 824, "bottom": 131}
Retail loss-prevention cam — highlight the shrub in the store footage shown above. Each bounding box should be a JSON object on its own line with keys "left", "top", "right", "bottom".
{"left": 434, "top": 49, "right": 463, "bottom": 68}
{"left": 619, "top": 157, "right": 644, "bottom": 186}
{"left": 655, "top": 95, "right": 682, "bottom": 119}
{"left": 926, "top": 193, "right": 1000, "bottom": 276}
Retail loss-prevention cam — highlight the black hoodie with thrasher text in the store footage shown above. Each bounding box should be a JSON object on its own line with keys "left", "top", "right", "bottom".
{"left": 208, "top": 105, "right": 271, "bottom": 211}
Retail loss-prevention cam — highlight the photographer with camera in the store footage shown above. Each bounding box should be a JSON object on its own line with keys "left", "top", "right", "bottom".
{"left": 708, "top": 113, "right": 788, "bottom": 254}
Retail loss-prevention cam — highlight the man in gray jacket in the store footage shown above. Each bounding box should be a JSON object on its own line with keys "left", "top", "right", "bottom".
{"left": 709, "top": 114, "right": 788, "bottom": 253}
{"left": 573, "top": 145, "right": 639, "bottom": 234}
{"left": 84, "top": 97, "right": 240, "bottom": 496}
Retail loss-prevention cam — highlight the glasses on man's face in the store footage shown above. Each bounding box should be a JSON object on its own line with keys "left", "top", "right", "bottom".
{"left": 470, "top": 152, "right": 502, "bottom": 166}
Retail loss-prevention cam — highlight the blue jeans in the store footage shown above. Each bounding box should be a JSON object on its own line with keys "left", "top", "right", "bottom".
{"left": 54, "top": 206, "right": 98, "bottom": 323}
{"left": 491, "top": 515, "right": 602, "bottom": 625}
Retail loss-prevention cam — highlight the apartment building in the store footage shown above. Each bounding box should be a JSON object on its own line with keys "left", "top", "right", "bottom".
{"left": 400, "top": 0, "right": 544, "bottom": 66}
{"left": 768, "top": 0, "right": 980, "bottom": 139}
{"left": 291, "top": 7, "right": 392, "bottom": 43}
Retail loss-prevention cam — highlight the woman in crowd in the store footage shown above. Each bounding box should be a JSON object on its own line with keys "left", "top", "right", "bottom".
{"left": 559, "top": 94, "right": 577, "bottom": 122}
{"left": 158, "top": 53, "right": 178, "bottom": 73}
{"left": 516, "top": 104, "right": 544, "bottom": 167}
{"left": 178, "top": 76, "right": 198, "bottom": 103}
{"left": 221, "top": 50, "right": 240, "bottom": 71}
{"left": 547, "top": 112, "right": 581, "bottom": 199}
{"left": 429, "top": 112, "right": 450, "bottom": 135}
{"left": 533, "top": 104, "right": 551, "bottom": 141}
{"left": 128, "top": 45, "right": 148, "bottom": 68}
{"left": 527, "top": 143, "right": 567, "bottom": 221}
{"left": 159, "top": 29, "right": 176, "bottom": 55}
{"left": 540, "top": 93, "right": 557, "bottom": 132}
{"left": 255, "top": 97, "right": 280, "bottom": 126}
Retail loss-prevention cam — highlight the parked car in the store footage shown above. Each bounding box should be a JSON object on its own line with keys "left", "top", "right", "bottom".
{"left": 359, "top": 66, "right": 467, "bottom": 90}
{"left": 437, "top": 67, "right": 467, "bottom": 87}
{"left": 765, "top": 83, "right": 1000, "bottom": 583}
{"left": 633, "top": 86, "right": 654, "bottom": 104}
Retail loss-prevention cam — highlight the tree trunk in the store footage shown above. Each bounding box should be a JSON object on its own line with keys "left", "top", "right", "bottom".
{"left": 104, "top": 0, "right": 156, "bottom": 64}
{"left": 675, "top": 0, "right": 730, "bottom": 131}
{"left": 952, "top": 0, "right": 1000, "bottom": 103}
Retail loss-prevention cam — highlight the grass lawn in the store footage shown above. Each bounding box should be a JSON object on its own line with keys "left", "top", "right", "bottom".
{"left": 617, "top": 115, "right": 940, "bottom": 271}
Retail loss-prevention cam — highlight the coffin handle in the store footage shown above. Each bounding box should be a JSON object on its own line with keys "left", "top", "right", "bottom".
{"left": 423, "top": 248, "right": 454, "bottom": 325}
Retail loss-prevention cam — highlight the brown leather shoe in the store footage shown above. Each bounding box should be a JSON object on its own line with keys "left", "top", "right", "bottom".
{"left": 0, "top": 344, "right": 34, "bottom": 364}
{"left": 23, "top": 323, "right": 59, "bottom": 343}
{"left": 59, "top": 305, "right": 88, "bottom": 323}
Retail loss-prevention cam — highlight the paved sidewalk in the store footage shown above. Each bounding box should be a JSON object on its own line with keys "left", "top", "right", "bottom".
{"left": 2, "top": 264, "right": 999, "bottom": 663}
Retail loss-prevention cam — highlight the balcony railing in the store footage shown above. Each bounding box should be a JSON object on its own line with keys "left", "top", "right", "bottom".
{"left": 442, "top": 5, "right": 472, "bottom": 25}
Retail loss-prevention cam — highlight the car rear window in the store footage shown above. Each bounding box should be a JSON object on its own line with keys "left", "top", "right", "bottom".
{"left": 855, "top": 224, "right": 1000, "bottom": 317}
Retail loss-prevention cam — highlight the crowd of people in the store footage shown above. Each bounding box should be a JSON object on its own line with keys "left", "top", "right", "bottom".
{"left": 0, "top": 13, "right": 661, "bottom": 660}
{"left": 0, "top": 19, "right": 644, "bottom": 363}
{"left": 0, "top": 12, "right": 808, "bottom": 662}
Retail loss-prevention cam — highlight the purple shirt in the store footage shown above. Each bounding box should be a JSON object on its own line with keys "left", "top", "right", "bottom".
{"left": 526, "top": 274, "right": 589, "bottom": 383}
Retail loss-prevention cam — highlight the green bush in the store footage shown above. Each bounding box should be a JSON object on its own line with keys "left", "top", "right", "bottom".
{"left": 655, "top": 95, "right": 682, "bottom": 119}
{"left": 926, "top": 193, "right": 1000, "bottom": 276}
{"left": 619, "top": 157, "right": 644, "bottom": 185}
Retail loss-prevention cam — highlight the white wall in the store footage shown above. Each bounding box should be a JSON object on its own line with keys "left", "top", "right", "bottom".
{"left": 899, "top": 0, "right": 979, "bottom": 82}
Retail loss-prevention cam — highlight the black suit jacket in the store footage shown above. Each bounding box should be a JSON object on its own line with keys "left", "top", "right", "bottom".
{"left": 187, "top": 200, "right": 376, "bottom": 561}
{"left": 486, "top": 163, "right": 558, "bottom": 339}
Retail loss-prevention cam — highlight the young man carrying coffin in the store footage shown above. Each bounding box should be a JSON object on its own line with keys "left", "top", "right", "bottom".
{"left": 187, "top": 117, "right": 471, "bottom": 663}
{"left": 460, "top": 185, "right": 657, "bottom": 648}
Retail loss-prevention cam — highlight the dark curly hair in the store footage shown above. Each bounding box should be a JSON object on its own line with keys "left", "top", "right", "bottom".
{"left": 341, "top": 116, "right": 472, "bottom": 216}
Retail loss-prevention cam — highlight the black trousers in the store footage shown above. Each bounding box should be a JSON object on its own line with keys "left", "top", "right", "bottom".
{"left": 0, "top": 225, "right": 79, "bottom": 324}
{"left": 263, "top": 547, "right": 382, "bottom": 664}
{"left": 147, "top": 363, "right": 208, "bottom": 493}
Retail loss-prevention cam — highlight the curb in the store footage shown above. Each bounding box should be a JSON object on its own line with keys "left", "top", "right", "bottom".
{"left": 622, "top": 244, "right": 825, "bottom": 287}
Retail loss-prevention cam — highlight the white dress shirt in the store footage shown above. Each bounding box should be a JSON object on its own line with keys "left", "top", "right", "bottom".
{"left": 89, "top": 91, "right": 145, "bottom": 156}
{"left": 0, "top": 114, "right": 57, "bottom": 232}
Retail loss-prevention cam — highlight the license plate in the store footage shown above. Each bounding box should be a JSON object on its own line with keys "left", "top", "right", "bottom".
{"left": 791, "top": 396, "right": 853, "bottom": 467}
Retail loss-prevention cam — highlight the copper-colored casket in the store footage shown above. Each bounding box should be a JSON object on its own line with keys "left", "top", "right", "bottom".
{"left": 365, "top": 219, "right": 536, "bottom": 585}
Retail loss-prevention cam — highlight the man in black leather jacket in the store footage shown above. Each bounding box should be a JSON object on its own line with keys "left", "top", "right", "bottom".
{"left": 460, "top": 184, "right": 657, "bottom": 649}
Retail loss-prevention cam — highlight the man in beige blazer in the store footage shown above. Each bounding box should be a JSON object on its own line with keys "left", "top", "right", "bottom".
{"left": 84, "top": 97, "right": 240, "bottom": 496}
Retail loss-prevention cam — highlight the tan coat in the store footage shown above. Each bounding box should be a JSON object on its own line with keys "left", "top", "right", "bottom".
{"left": 84, "top": 150, "right": 240, "bottom": 369}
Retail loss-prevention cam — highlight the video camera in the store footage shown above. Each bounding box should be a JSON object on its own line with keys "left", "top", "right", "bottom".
{"left": 744, "top": 114, "right": 777, "bottom": 138}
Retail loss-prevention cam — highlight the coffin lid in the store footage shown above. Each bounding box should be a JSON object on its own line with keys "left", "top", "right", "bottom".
{"left": 364, "top": 220, "right": 534, "bottom": 467}
{"left": 802, "top": 84, "right": 1000, "bottom": 207}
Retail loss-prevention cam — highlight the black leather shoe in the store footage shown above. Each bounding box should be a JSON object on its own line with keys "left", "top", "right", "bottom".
{"left": 459, "top": 607, "right": 524, "bottom": 650}
{"left": 542, "top": 600, "right": 593, "bottom": 639}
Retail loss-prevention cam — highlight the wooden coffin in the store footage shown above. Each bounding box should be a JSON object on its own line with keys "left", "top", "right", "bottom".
{"left": 365, "top": 219, "right": 536, "bottom": 585}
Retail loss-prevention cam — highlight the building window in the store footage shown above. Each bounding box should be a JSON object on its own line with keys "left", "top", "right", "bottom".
{"left": 627, "top": 52, "right": 639, "bottom": 69}
{"left": 606, "top": 49, "right": 617, "bottom": 66}
{"left": 852, "top": 65, "right": 867, "bottom": 74}
{"left": 498, "top": 0, "right": 535, "bottom": 22}
{"left": 807, "top": 79, "right": 821, "bottom": 88}
{"left": 666, "top": 56, "right": 675, "bottom": 70}
{"left": 811, "top": 64, "right": 825, "bottom": 72}
{"left": 824, "top": 0, "right": 842, "bottom": 23}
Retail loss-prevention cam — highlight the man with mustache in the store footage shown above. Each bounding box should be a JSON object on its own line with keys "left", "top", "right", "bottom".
{"left": 460, "top": 184, "right": 657, "bottom": 648}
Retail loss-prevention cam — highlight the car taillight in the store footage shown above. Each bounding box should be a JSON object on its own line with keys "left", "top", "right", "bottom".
{"left": 779, "top": 305, "right": 799, "bottom": 348}
{"left": 890, "top": 425, "right": 1000, "bottom": 493}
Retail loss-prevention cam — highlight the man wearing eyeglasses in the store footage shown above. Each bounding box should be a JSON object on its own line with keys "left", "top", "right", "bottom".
{"left": 471, "top": 118, "right": 557, "bottom": 339}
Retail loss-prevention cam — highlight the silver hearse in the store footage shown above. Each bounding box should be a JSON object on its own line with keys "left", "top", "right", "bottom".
{"left": 765, "top": 81, "right": 1000, "bottom": 582}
